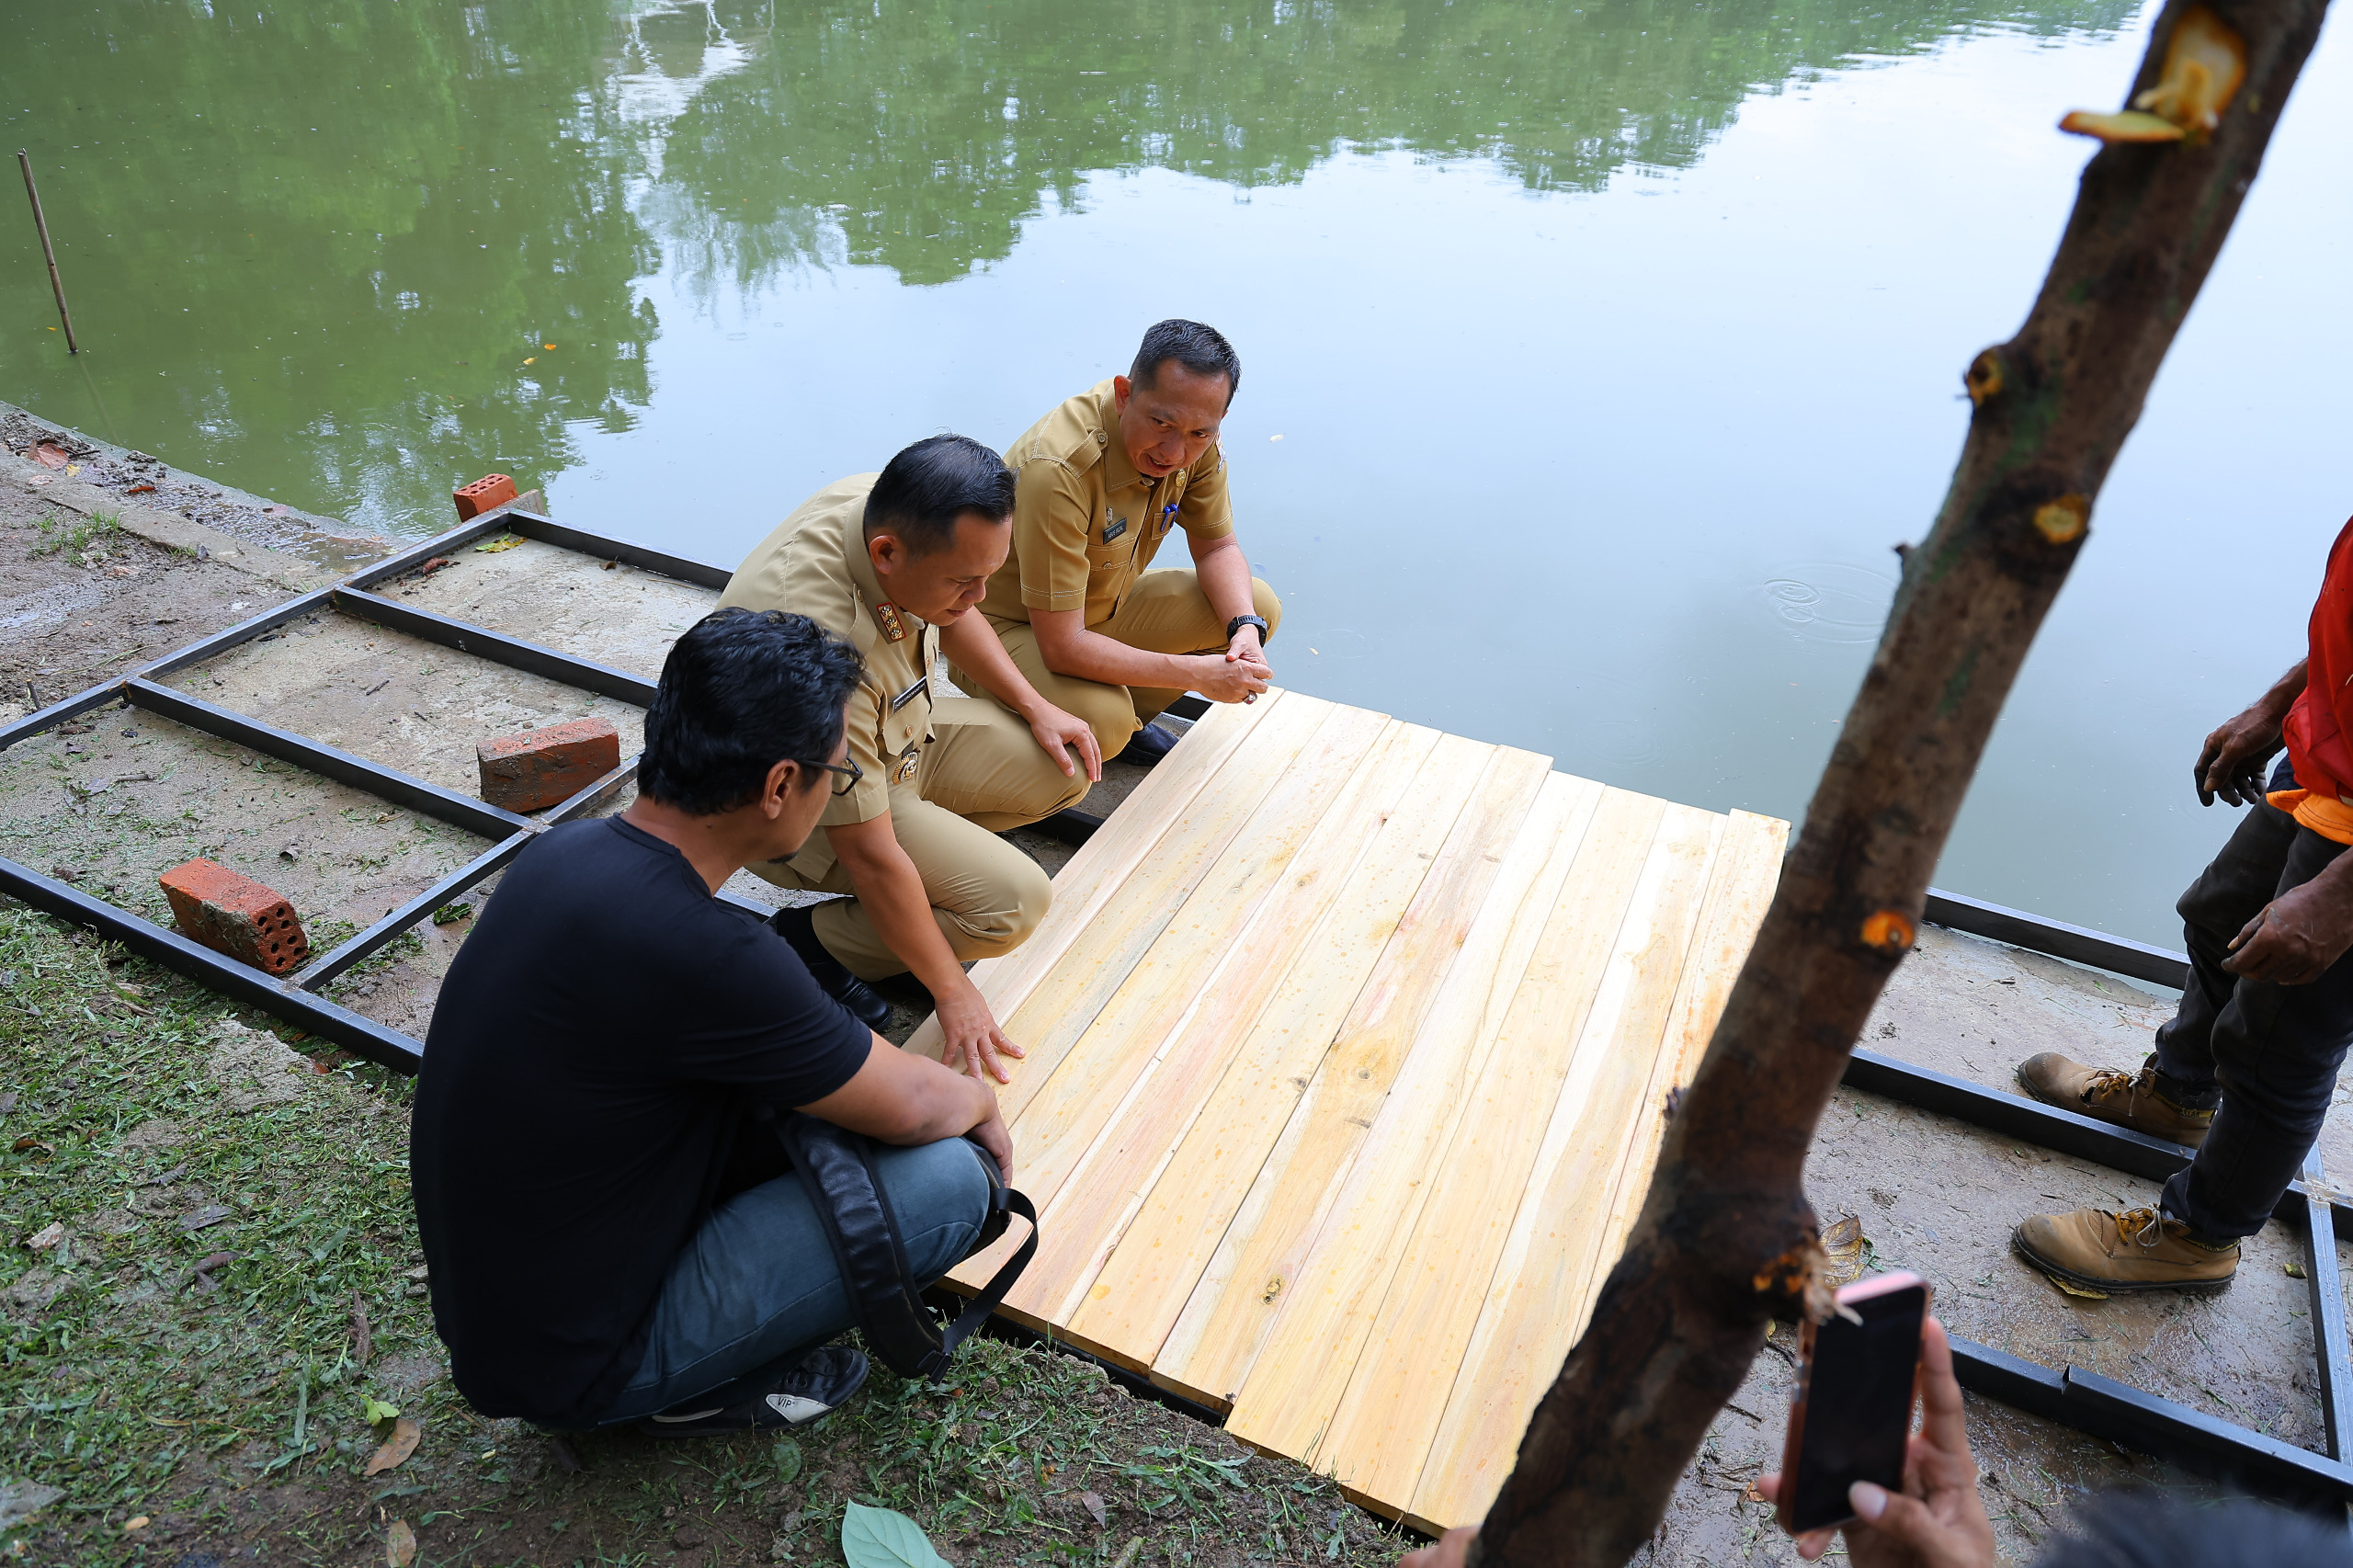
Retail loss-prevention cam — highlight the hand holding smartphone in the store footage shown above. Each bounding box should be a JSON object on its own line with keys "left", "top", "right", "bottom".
{"left": 1777, "top": 1272, "right": 1932, "bottom": 1537}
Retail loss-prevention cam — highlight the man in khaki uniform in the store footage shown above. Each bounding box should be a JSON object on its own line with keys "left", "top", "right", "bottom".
{"left": 718, "top": 435, "right": 1101, "bottom": 1084}
{"left": 969, "top": 319, "right": 1281, "bottom": 777}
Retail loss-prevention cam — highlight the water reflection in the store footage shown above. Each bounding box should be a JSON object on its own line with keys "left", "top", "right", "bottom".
{"left": 4, "top": 0, "right": 2131, "bottom": 532}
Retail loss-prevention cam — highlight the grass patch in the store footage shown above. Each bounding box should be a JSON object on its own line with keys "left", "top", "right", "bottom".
{"left": 31, "top": 509, "right": 121, "bottom": 561}
{"left": 0, "top": 901, "right": 1419, "bottom": 1565}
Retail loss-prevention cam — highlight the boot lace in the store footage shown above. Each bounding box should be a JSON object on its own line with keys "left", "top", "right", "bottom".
{"left": 2117, "top": 1207, "right": 2165, "bottom": 1249}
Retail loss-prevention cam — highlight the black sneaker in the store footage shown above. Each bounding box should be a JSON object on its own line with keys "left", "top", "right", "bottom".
{"left": 1115, "top": 721, "right": 1179, "bottom": 768}
{"left": 637, "top": 1346, "right": 870, "bottom": 1437}
{"left": 771, "top": 904, "right": 892, "bottom": 1031}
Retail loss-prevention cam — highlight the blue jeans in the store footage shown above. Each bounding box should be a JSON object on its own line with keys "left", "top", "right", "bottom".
{"left": 2154, "top": 763, "right": 2353, "bottom": 1240}
{"left": 593, "top": 1135, "right": 993, "bottom": 1425}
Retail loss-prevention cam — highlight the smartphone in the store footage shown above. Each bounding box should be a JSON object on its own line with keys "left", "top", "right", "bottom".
{"left": 1777, "top": 1271, "right": 1931, "bottom": 1536}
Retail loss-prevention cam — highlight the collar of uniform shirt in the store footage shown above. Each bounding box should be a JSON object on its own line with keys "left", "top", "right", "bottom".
{"left": 839, "top": 505, "right": 925, "bottom": 640}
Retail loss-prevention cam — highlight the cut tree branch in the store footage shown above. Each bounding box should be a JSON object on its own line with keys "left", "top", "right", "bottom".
{"left": 1468, "top": 3, "right": 2332, "bottom": 1562}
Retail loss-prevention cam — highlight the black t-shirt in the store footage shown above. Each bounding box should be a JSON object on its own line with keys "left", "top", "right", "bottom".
{"left": 410, "top": 817, "right": 870, "bottom": 1426}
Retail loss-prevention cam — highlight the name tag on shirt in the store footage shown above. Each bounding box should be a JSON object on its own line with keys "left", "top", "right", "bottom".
{"left": 1102, "top": 516, "right": 1127, "bottom": 544}
{"left": 890, "top": 676, "right": 929, "bottom": 713}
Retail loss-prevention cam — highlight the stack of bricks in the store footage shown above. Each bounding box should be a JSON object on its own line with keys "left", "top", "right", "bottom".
{"left": 477, "top": 718, "right": 621, "bottom": 813}
{"left": 159, "top": 859, "right": 312, "bottom": 974}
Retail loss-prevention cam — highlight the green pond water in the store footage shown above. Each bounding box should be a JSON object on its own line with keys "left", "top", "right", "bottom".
{"left": 4, "top": 0, "right": 2349, "bottom": 950}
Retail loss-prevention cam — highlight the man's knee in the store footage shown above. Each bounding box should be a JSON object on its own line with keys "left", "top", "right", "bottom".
{"left": 935, "top": 849, "right": 1052, "bottom": 961}
{"left": 1252, "top": 578, "right": 1283, "bottom": 642}
{"left": 876, "top": 1138, "right": 994, "bottom": 1283}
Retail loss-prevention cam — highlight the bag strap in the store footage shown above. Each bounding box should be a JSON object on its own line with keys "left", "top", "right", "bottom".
{"left": 931, "top": 1189, "right": 1038, "bottom": 1371}
{"left": 777, "top": 1113, "right": 1039, "bottom": 1381}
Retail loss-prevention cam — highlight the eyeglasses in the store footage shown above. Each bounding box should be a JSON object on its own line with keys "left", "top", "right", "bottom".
{"left": 808, "top": 756, "right": 863, "bottom": 798}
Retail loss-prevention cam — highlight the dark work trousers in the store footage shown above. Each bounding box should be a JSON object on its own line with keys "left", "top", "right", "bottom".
{"left": 2154, "top": 790, "right": 2353, "bottom": 1240}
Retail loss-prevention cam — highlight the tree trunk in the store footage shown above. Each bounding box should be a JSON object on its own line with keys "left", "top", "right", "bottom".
{"left": 1471, "top": 4, "right": 2332, "bottom": 1562}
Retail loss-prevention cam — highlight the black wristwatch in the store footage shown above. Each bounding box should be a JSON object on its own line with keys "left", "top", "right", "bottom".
{"left": 1226, "top": 614, "right": 1269, "bottom": 645}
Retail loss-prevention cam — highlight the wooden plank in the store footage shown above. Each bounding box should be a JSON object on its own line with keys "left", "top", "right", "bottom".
{"left": 952, "top": 705, "right": 1406, "bottom": 1316}
{"left": 954, "top": 691, "right": 1341, "bottom": 1128}
{"left": 1219, "top": 787, "right": 1669, "bottom": 1464}
{"left": 904, "top": 688, "right": 1290, "bottom": 1062}
{"left": 1325, "top": 801, "right": 1724, "bottom": 1522}
{"left": 1399, "top": 807, "right": 1789, "bottom": 1532}
{"left": 1061, "top": 741, "right": 1558, "bottom": 1365}
{"left": 1139, "top": 770, "right": 1601, "bottom": 1406}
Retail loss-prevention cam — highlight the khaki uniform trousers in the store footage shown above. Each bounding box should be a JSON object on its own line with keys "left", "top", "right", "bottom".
{"left": 748, "top": 697, "right": 1075, "bottom": 981}
{"left": 970, "top": 568, "right": 1284, "bottom": 777}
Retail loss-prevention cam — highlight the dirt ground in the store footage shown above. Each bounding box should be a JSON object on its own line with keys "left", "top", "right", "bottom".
{"left": 5, "top": 414, "right": 2350, "bottom": 1563}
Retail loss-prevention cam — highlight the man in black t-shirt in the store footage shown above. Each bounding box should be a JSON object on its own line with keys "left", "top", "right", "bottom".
{"left": 411, "top": 607, "right": 1013, "bottom": 1434}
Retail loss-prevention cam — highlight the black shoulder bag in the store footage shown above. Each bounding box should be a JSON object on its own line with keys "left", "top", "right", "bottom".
{"left": 774, "top": 1111, "right": 1039, "bottom": 1381}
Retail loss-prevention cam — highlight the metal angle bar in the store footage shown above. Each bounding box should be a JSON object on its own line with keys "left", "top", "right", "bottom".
{"left": 1923, "top": 886, "right": 2190, "bottom": 991}
{"left": 122, "top": 678, "right": 530, "bottom": 842}
{"left": 1947, "top": 1335, "right": 2353, "bottom": 1504}
{"left": 341, "top": 513, "right": 530, "bottom": 592}
{"left": 0, "top": 856, "right": 424, "bottom": 1074}
{"left": 1841, "top": 1049, "right": 2353, "bottom": 1241}
{"left": 295, "top": 758, "right": 642, "bottom": 992}
{"left": 5, "top": 592, "right": 341, "bottom": 754}
{"left": 130, "top": 587, "right": 340, "bottom": 684}
{"left": 331, "top": 588, "right": 657, "bottom": 706}
{"left": 2304, "top": 1151, "right": 2353, "bottom": 1460}
{"left": 0, "top": 677, "right": 129, "bottom": 753}
{"left": 291, "top": 832, "right": 534, "bottom": 992}
{"left": 546, "top": 755, "right": 641, "bottom": 824}
{"left": 501, "top": 512, "right": 733, "bottom": 591}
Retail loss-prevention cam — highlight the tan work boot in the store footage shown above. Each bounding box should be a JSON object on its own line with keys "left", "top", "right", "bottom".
{"left": 2013, "top": 1205, "right": 2238, "bottom": 1297}
{"left": 2016, "top": 1051, "right": 2214, "bottom": 1148}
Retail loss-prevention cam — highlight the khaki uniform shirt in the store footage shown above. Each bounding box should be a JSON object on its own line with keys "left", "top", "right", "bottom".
{"left": 978, "top": 379, "right": 1235, "bottom": 630}
{"left": 716, "top": 475, "right": 934, "bottom": 830}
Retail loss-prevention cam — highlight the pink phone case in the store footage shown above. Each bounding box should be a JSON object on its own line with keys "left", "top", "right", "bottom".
{"left": 1775, "top": 1271, "right": 1931, "bottom": 1537}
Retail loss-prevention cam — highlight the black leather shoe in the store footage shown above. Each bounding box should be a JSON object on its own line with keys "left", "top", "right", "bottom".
{"left": 770, "top": 904, "right": 892, "bottom": 1031}
{"left": 638, "top": 1346, "right": 870, "bottom": 1436}
{"left": 1115, "top": 721, "right": 1179, "bottom": 768}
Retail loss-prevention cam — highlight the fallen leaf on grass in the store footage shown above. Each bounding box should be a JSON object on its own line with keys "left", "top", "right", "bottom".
{"left": 385, "top": 1518, "right": 416, "bottom": 1567}
{"left": 25, "top": 1222, "right": 63, "bottom": 1251}
{"left": 772, "top": 1436, "right": 802, "bottom": 1484}
{"left": 473, "top": 536, "right": 524, "bottom": 554}
{"left": 179, "top": 1205, "right": 233, "bottom": 1232}
{"left": 31, "top": 444, "right": 68, "bottom": 470}
{"left": 364, "top": 1397, "right": 401, "bottom": 1425}
{"left": 1078, "top": 1490, "right": 1108, "bottom": 1528}
{"left": 364, "top": 1417, "right": 421, "bottom": 1476}
{"left": 841, "top": 1500, "right": 949, "bottom": 1568}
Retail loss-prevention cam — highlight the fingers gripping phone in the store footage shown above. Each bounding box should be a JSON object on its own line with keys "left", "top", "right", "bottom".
{"left": 1778, "top": 1272, "right": 1931, "bottom": 1536}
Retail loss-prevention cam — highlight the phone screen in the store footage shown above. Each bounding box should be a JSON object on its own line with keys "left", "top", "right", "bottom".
{"left": 1787, "top": 1282, "right": 1927, "bottom": 1533}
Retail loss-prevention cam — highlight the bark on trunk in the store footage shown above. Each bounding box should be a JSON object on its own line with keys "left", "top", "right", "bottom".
{"left": 1471, "top": 4, "right": 2331, "bottom": 1562}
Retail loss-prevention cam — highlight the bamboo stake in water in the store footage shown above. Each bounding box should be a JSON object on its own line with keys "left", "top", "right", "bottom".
{"left": 17, "top": 150, "right": 78, "bottom": 353}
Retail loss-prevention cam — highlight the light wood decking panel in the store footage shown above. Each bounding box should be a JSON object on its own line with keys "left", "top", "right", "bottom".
{"left": 936, "top": 692, "right": 1786, "bottom": 1528}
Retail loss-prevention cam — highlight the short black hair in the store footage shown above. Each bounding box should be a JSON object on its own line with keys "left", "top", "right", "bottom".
{"left": 1130, "top": 319, "right": 1241, "bottom": 404}
{"left": 638, "top": 608, "right": 863, "bottom": 816}
{"left": 861, "top": 434, "right": 1016, "bottom": 557}
{"left": 2035, "top": 1493, "right": 2353, "bottom": 1567}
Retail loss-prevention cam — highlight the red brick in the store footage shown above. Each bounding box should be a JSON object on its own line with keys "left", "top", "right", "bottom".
{"left": 476, "top": 718, "right": 621, "bottom": 812}
{"left": 452, "top": 472, "right": 519, "bottom": 520}
{"left": 158, "top": 859, "right": 311, "bottom": 975}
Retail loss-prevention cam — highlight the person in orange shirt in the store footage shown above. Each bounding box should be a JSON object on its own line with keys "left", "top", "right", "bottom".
{"left": 2011, "top": 514, "right": 2353, "bottom": 1295}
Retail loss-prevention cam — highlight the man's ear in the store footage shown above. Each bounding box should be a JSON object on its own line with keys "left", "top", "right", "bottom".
{"left": 868, "top": 529, "right": 903, "bottom": 578}
{"left": 1112, "top": 373, "right": 1131, "bottom": 411}
{"left": 761, "top": 757, "right": 800, "bottom": 818}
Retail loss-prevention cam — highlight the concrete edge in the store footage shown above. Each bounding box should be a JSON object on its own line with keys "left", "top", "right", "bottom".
{"left": 2, "top": 452, "right": 329, "bottom": 592}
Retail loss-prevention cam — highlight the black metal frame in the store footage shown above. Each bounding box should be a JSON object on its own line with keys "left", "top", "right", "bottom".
{"left": 0, "top": 509, "right": 692, "bottom": 1074}
{"left": 7, "top": 517, "right": 2349, "bottom": 1503}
